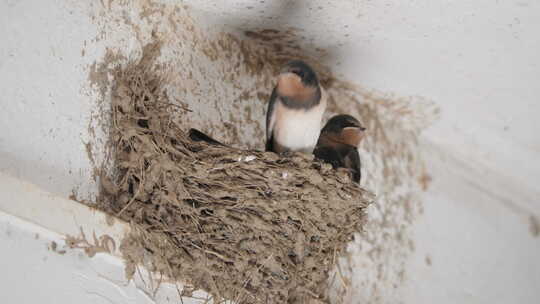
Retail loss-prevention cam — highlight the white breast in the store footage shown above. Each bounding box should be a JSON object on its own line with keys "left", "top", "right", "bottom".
{"left": 273, "top": 93, "right": 327, "bottom": 153}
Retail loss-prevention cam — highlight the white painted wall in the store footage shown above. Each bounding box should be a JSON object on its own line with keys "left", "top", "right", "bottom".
{"left": 0, "top": 173, "right": 211, "bottom": 304}
{"left": 1, "top": 1, "right": 539, "bottom": 303}
{"left": 403, "top": 142, "right": 540, "bottom": 303}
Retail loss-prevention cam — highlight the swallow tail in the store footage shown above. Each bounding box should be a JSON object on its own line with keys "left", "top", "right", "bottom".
{"left": 188, "top": 128, "right": 226, "bottom": 147}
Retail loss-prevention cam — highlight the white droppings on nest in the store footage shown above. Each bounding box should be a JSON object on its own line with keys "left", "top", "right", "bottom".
{"left": 238, "top": 155, "right": 256, "bottom": 162}
{"left": 244, "top": 155, "right": 256, "bottom": 162}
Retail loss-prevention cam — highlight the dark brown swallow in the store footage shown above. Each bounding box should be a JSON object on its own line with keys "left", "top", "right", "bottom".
{"left": 313, "top": 114, "right": 366, "bottom": 183}
{"left": 265, "top": 60, "right": 327, "bottom": 154}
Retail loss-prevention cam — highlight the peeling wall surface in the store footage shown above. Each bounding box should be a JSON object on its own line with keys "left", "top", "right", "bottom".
{"left": 0, "top": 1, "right": 539, "bottom": 304}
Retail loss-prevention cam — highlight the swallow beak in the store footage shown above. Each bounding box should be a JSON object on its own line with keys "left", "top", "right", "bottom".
{"left": 345, "top": 126, "right": 366, "bottom": 134}
{"left": 281, "top": 64, "right": 304, "bottom": 78}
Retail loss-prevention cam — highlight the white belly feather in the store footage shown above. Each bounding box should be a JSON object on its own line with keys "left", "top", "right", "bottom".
{"left": 273, "top": 96, "right": 326, "bottom": 153}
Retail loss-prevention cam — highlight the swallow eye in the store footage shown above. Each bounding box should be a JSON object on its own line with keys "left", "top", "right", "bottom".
{"left": 291, "top": 68, "right": 304, "bottom": 78}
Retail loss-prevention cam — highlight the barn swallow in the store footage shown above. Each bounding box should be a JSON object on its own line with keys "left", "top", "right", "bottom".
{"left": 188, "top": 128, "right": 227, "bottom": 146}
{"left": 313, "top": 114, "right": 366, "bottom": 183}
{"left": 265, "top": 60, "right": 327, "bottom": 154}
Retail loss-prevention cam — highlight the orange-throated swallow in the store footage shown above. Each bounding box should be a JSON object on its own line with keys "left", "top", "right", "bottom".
{"left": 313, "top": 114, "right": 366, "bottom": 183}
{"left": 265, "top": 60, "right": 327, "bottom": 154}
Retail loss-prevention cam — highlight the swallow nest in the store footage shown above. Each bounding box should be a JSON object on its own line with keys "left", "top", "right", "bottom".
{"left": 97, "top": 55, "right": 372, "bottom": 304}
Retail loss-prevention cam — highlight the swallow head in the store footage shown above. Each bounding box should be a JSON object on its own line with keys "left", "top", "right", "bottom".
{"left": 281, "top": 60, "right": 319, "bottom": 87}
{"left": 277, "top": 60, "right": 321, "bottom": 108}
{"left": 321, "top": 114, "right": 366, "bottom": 147}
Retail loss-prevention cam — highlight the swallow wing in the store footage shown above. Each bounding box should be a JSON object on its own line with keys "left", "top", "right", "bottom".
{"left": 344, "top": 147, "right": 361, "bottom": 183}
{"left": 265, "top": 87, "right": 279, "bottom": 151}
{"left": 313, "top": 145, "right": 342, "bottom": 169}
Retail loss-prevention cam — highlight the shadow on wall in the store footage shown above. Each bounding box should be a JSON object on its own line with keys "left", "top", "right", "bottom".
{"left": 192, "top": 0, "right": 346, "bottom": 70}
{"left": 82, "top": 1, "right": 438, "bottom": 303}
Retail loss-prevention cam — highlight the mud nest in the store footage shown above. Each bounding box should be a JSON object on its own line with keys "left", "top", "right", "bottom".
{"left": 97, "top": 52, "right": 372, "bottom": 304}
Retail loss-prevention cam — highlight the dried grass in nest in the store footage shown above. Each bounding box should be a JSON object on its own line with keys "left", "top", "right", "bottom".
{"left": 98, "top": 53, "right": 373, "bottom": 303}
